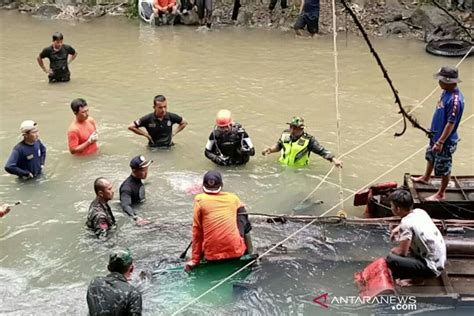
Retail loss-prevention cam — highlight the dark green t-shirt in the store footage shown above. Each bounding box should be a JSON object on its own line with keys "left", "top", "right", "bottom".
{"left": 39, "top": 44, "right": 76, "bottom": 71}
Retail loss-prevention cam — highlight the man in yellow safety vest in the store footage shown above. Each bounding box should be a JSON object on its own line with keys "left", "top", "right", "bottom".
{"left": 262, "top": 116, "right": 343, "bottom": 168}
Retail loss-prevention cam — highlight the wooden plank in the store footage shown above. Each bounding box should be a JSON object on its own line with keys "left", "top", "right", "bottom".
{"left": 404, "top": 173, "right": 421, "bottom": 204}
{"left": 440, "top": 270, "right": 455, "bottom": 294}
{"left": 447, "top": 259, "right": 474, "bottom": 276}
{"left": 453, "top": 176, "right": 469, "bottom": 201}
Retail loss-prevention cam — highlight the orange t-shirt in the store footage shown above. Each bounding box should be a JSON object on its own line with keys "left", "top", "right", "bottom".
{"left": 155, "top": 0, "right": 175, "bottom": 8}
{"left": 191, "top": 192, "right": 247, "bottom": 264}
{"left": 67, "top": 117, "right": 98, "bottom": 156}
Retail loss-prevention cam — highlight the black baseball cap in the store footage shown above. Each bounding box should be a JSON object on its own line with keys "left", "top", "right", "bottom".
{"left": 203, "top": 170, "right": 223, "bottom": 194}
{"left": 130, "top": 155, "right": 153, "bottom": 169}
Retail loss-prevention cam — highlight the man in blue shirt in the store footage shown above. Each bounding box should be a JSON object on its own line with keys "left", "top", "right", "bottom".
{"left": 413, "top": 66, "right": 464, "bottom": 201}
{"left": 5, "top": 120, "right": 46, "bottom": 179}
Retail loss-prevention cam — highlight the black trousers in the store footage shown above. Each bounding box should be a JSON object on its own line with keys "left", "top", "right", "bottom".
{"left": 48, "top": 67, "right": 70, "bottom": 83}
{"left": 269, "top": 0, "right": 287, "bottom": 10}
{"left": 386, "top": 254, "right": 437, "bottom": 279}
{"left": 237, "top": 206, "right": 252, "bottom": 236}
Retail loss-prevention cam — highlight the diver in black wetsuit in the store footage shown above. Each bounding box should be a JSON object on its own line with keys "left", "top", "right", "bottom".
{"left": 204, "top": 110, "right": 255, "bottom": 166}
{"left": 119, "top": 155, "right": 153, "bottom": 226}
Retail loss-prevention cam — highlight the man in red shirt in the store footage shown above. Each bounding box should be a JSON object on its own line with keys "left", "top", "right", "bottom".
{"left": 186, "top": 170, "right": 253, "bottom": 270}
{"left": 67, "top": 98, "right": 98, "bottom": 156}
{"left": 153, "top": 0, "right": 177, "bottom": 24}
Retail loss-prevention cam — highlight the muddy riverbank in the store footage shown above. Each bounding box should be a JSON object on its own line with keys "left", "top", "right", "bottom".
{"left": 1, "top": 0, "right": 473, "bottom": 41}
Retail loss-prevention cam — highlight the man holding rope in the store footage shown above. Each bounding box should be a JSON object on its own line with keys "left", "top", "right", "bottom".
{"left": 412, "top": 66, "right": 464, "bottom": 201}
{"left": 262, "top": 116, "right": 342, "bottom": 168}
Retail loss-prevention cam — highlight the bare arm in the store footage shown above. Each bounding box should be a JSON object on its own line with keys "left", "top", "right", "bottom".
{"left": 128, "top": 123, "right": 153, "bottom": 143}
{"left": 299, "top": 0, "right": 304, "bottom": 13}
{"left": 262, "top": 143, "right": 280, "bottom": 156}
{"left": 432, "top": 122, "right": 455, "bottom": 153}
{"left": 68, "top": 52, "right": 77, "bottom": 64}
{"left": 173, "top": 119, "right": 188, "bottom": 137}
{"left": 69, "top": 140, "right": 93, "bottom": 155}
{"left": 391, "top": 239, "right": 411, "bottom": 257}
{"left": 68, "top": 131, "right": 96, "bottom": 154}
{"left": 36, "top": 56, "right": 49, "bottom": 74}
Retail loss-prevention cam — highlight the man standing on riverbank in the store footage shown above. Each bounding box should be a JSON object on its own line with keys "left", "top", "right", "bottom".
{"left": 129, "top": 95, "right": 187, "bottom": 149}
{"left": 294, "top": 0, "right": 320, "bottom": 36}
{"left": 120, "top": 155, "right": 153, "bottom": 226}
{"left": 412, "top": 66, "right": 464, "bottom": 201}
{"left": 67, "top": 98, "right": 98, "bottom": 156}
{"left": 86, "top": 178, "right": 116, "bottom": 239}
{"left": 262, "top": 116, "right": 342, "bottom": 168}
{"left": 87, "top": 249, "right": 142, "bottom": 315}
{"left": 186, "top": 171, "right": 254, "bottom": 271}
{"left": 197, "top": 0, "right": 212, "bottom": 28}
{"left": 5, "top": 120, "right": 46, "bottom": 179}
{"left": 37, "top": 32, "right": 77, "bottom": 83}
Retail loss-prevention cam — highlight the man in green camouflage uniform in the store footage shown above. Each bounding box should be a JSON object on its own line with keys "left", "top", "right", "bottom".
{"left": 86, "top": 177, "right": 116, "bottom": 239}
{"left": 87, "top": 249, "right": 142, "bottom": 315}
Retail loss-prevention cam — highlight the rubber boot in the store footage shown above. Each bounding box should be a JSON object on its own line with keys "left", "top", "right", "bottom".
{"left": 244, "top": 233, "right": 254, "bottom": 255}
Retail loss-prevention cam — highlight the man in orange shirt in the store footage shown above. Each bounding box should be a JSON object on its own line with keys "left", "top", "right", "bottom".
{"left": 186, "top": 170, "right": 253, "bottom": 270}
{"left": 153, "top": 0, "right": 178, "bottom": 24}
{"left": 67, "top": 98, "right": 98, "bottom": 156}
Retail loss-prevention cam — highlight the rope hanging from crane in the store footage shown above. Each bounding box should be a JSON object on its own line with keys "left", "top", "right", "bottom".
{"left": 340, "top": 0, "right": 433, "bottom": 138}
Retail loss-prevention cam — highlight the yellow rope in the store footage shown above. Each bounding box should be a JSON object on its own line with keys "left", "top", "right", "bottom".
{"left": 331, "top": 0, "right": 344, "bottom": 212}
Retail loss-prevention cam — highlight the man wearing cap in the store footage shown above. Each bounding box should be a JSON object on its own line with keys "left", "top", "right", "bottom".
{"left": 262, "top": 116, "right": 342, "bottom": 168}
{"left": 412, "top": 66, "right": 464, "bottom": 201}
{"left": 128, "top": 95, "right": 187, "bottom": 148}
{"left": 37, "top": 32, "right": 77, "bottom": 83}
{"left": 186, "top": 170, "right": 254, "bottom": 271}
{"left": 86, "top": 177, "right": 116, "bottom": 239}
{"left": 87, "top": 249, "right": 142, "bottom": 315}
{"left": 205, "top": 109, "right": 255, "bottom": 166}
{"left": 119, "top": 155, "right": 153, "bottom": 226}
{"left": 5, "top": 120, "right": 46, "bottom": 179}
{"left": 67, "top": 98, "right": 98, "bottom": 156}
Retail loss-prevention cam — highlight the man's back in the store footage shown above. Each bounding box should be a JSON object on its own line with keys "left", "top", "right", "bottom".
{"left": 87, "top": 272, "right": 142, "bottom": 315}
{"left": 400, "top": 208, "right": 446, "bottom": 275}
{"left": 192, "top": 192, "right": 246, "bottom": 261}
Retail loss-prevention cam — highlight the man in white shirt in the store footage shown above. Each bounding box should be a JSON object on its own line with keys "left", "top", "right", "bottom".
{"left": 387, "top": 189, "right": 446, "bottom": 285}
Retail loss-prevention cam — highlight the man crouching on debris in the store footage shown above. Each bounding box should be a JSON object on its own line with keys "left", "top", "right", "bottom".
{"left": 386, "top": 189, "right": 446, "bottom": 286}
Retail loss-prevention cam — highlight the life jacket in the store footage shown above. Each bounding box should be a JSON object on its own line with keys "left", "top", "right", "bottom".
{"left": 279, "top": 131, "right": 311, "bottom": 167}
{"left": 354, "top": 257, "right": 395, "bottom": 298}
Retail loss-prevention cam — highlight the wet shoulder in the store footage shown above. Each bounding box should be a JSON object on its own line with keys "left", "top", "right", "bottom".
{"left": 67, "top": 120, "right": 80, "bottom": 132}
{"left": 167, "top": 112, "right": 182, "bottom": 123}
{"left": 87, "top": 117, "right": 97, "bottom": 127}
{"left": 119, "top": 176, "right": 133, "bottom": 191}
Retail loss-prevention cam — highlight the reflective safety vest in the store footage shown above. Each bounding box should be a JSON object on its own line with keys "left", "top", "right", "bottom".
{"left": 279, "top": 132, "right": 311, "bottom": 167}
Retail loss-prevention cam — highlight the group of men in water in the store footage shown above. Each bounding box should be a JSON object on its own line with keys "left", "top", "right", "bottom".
{"left": 1, "top": 31, "right": 466, "bottom": 314}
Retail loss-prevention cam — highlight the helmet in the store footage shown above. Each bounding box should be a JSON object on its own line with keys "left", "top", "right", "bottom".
{"left": 216, "top": 109, "right": 232, "bottom": 127}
